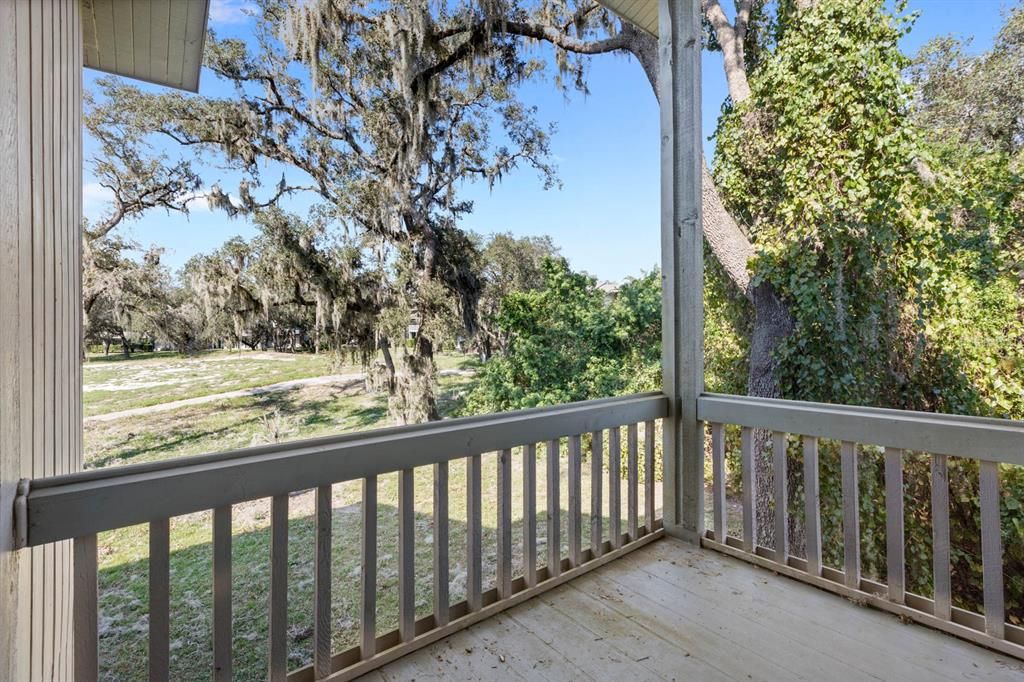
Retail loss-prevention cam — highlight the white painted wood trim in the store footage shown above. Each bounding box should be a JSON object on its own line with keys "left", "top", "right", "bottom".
{"left": 73, "top": 534, "right": 98, "bottom": 682}
{"left": 772, "top": 431, "right": 788, "bottom": 564}
{"left": 360, "top": 477, "right": 377, "bottom": 659}
{"left": 148, "top": 519, "right": 170, "bottom": 682}
{"left": 27, "top": 394, "right": 668, "bottom": 545}
{"left": 522, "top": 445, "right": 537, "bottom": 588}
{"left": 699, "top": 393, "right": 1024, "bottom": 464}
{"left": 644, "top": 420, "right": 656, "bottom": 532}
{"left": 568, "top": 435, "right": 582, "bottom": 568}
{"left": 212, "top": 506, "right": 232, "bottom": 682}
{"left": 884, "top": 448, "right": 905, "bottom": 603}
{"left": 497, "top": 449, "right": 513, "bottom": 598}
{"left": 432, "top": 462, "right": 450, "bottom": 626}
{"left": 979, "top": 460, "right": 1004, "bottom": 639}
{"left": 741, "top": 427, "right": 756, "bottom": 553}
{"left": 711, "top": 423, "right": 726, "bottom": 543}
{"left": 609, "top": 427, "right": 622, "bottom": 550}
{"left": 627, "top": 423, "right": 639, "bottom": 541}
{"left": 269, "top": 494, "right": 289, "bottom": 681}
{"left": 398, "top": 469, "right": 415, "bottom": 643}
{"left": 466, "top": 455, "right": 482, "bottom": 612}
{"left": 590, "top": 431, "right": 604, "bottom": 557}
{"left": 314, "top": 485, "right": 332, "bottom": 680}
{"left": 802, "top": 436, "right": 821, "bottom": 577}
{"left": 930, "top": 455, "right": 951, "bottom": 621}
{"left": 841, "top": 441, "right": 860, "bottom": 589}
{"left": 659, "top": 0, "right": 704, "bottom": 540}
{"left": 546, "top": 439, "right": 561, "bottom": 579}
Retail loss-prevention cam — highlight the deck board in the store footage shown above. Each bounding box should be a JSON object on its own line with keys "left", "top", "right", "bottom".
{"left": 369, "top": 538, "right": 1023, "bottom": 681}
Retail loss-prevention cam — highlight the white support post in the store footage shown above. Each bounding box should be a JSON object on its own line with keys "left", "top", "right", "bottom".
{"left": 0, "top": 2, "right": 83, "bottom": 679}
{"left": 659, "top": 0, "right": 704, "bottom": 541}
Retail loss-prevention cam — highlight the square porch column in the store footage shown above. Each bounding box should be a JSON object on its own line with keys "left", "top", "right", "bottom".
{"left": 659, "top": 0, "right": 704, "bottom": 541}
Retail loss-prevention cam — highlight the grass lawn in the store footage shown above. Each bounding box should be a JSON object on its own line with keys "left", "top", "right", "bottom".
{"left": 82, "top": 350, "right": 664, "bottom": 680}
{"left": 83, "top": 349, "right": 479, "bottom": 418}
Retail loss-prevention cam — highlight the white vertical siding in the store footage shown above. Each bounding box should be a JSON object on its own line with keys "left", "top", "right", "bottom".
{"left": 0, "top": 1, "right": 82, "bottom": 679}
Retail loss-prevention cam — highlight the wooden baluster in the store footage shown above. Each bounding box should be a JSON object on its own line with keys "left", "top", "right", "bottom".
{"left": 523, "top": 444, "right": 537, "bottom": 588}
{"left": 467, "top": 455, "right": 482, "bottom": 611}
{"left": 149, "top": 519, "right": 170, "bottom": 682}
{"left": 627, "top": 424, "right": 639, "bottom": 541}
{"left": 590, "top": 431, "right": 603, "bottom": 558}
{"left": 361, "top": 476, "right": 377, "bottom": 659}
{"left": 433, "top": 462, "right": 450, "bottom": 626}
{"left": 644, "top": 420, "right": 655, "bottom": 533}
{"left": 773, "top": 432, "right": 788, "bottom": 564}
{"left": 930, "top": 455, "right": 951, "bottom": 621}
{"left": 803, "top": 436, "right": 821, "bottom": 577}
{"left": 546, "top": 439, "right": 561, "bottom": 578}
{"left": 212, "top": 506, "right": 232, "bottom": 682}
{"left": 741, "top": 427, "right": 756, "bottom": 553}
{"left": 609, "top": 427, "right": 622, "bottom": 549}
{"left": 568, "top": 435, "right": 582, "bottom": 567}
{"left": 73, "top": 533, "right": 98, "bottom": 682}
{"left": 980, "top": 460, "right": 1005, "bottom": 639}
{"left": 314, "top": 486, "right": 332, "bottom": 679}
{"left": 841, "top": 441, "right": 860, "bottom": 589}
{"left": 497, "top": 448, "right": 513, "bottom": 598}
{"left": 399, "top": 469, "right": 415, "bottom": 643}
{"left": 711, "top": 423, "right": 726, "bottom": 542}
{"left": 269, "top": 495, "right": 289, "bottom": 682}
{"left": 884, "top": 447, "right": 905, "bottom": 603}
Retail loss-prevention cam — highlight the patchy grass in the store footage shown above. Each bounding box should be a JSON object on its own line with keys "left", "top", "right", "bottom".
{"left": 84, "top": 374, "right": 477, "bottom": 469}
{"left": 83, "top": 350, "right": 479, "bottom": 417}
{"left": 83, "top": 351, "right": 337, "bottom": 417}
{"left": 83, "top": 350, "right": 656, "bottom": 681}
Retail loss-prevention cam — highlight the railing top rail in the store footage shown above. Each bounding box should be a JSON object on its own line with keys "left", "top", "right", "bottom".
{"left": 698, "top": 393, "right": 1024, "bottom": 465}
{"left": 24, "top": 392, "right": 668, "bottom": 546}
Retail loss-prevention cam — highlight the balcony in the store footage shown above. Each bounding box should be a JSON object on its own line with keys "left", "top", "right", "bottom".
{"left": 16, "top": 392, "right": 1024, "bottom": 680}
{"left": 373, "top": 540, "right": 1015, "bottom": 681}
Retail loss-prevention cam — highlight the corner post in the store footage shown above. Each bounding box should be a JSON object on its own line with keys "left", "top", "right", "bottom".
{"left": 659, "top": 0, "right": 704, "bottom": 542}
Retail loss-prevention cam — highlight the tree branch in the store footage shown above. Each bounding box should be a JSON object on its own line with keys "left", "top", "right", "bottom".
{"left": 702, "top": 0, "right": 752, "bottom": 103}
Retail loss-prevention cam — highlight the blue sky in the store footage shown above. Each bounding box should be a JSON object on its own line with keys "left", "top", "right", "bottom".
{"left": 83, "top": 0, "right": 1012, "bottom": 282}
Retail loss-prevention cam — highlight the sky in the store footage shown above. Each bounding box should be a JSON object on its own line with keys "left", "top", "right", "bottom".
{"left": 82, "top": 0, "right": 1014, "bottom": 283}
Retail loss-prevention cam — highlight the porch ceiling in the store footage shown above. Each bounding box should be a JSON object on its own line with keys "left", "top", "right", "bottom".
{"left": 81, "top": 0, "right": 210, "bottom": 92}
{"left": 596, "top": 0, "right": 658, "bottom": 36}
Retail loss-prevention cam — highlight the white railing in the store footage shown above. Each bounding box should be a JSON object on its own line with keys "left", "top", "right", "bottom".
{"left": 18, "top": 393, "right": 668, "bottom": 682}
{"left": 699, "top": 393, "right": 1024, "bottom": 658}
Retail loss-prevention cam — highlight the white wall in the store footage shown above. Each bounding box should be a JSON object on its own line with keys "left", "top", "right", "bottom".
{"left": 0, "top": 0, "right": 83, "bottom": 679}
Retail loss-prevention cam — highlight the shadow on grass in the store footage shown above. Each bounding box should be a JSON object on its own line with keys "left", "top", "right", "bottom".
{"left": 346, "top": 403, "right": 389, "bottom": 429}
{"left": 85, "top": 350, "right": 217, "bottom": 364}
{"left": 96, "top": 486, "right": 635, "bottom": 682}
{"left": 87, "top": 416, "right": 267, "bottom": 469}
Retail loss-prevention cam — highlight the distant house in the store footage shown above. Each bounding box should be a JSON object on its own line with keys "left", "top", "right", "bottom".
{"left": 596, "top": 280, "right": 621, "bottom": 301}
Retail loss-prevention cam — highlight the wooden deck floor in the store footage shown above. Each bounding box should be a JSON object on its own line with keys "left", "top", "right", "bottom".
{"left": 365, "top": 538, "right": 1022, "bottom": 681}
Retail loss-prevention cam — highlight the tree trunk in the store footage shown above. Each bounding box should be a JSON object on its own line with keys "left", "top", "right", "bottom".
{"left": 393, "top": 332, "right": 440, "bottom": 424}
{"left": 379, "top": 336, "right": 398, "bottom": 394}
{"left": 385, "top": 220, "right": 444, "bottom": 425}
{"left": 748, "top": 282, "right": 798, "bottom": 548}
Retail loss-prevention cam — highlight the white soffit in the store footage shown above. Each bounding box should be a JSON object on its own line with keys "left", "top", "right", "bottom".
{"left": 596, "top": 0, "right": 658, "bottom": 36}
{"left": 81, "top": 0, "right": 210, "bottom": 92}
